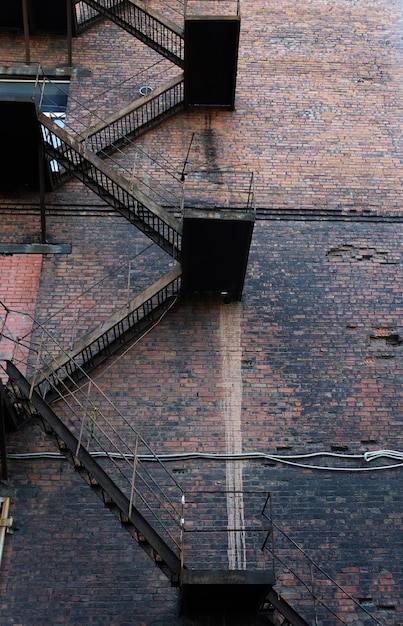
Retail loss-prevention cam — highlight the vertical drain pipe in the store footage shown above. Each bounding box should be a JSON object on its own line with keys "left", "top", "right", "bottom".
{"left": 22, "top": 0, "right": 30, "bottom": 64}
{"left": 66, "top": 0, "right": 73, "bottom": 67}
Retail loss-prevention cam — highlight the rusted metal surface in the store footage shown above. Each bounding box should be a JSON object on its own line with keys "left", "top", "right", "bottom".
{"left": 6, "top": 360, "right": 183, "bottom": 583}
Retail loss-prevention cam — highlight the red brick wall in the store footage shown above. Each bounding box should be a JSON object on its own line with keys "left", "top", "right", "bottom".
{"left": 0, "top": 254, "right": 42, "bottom": 377}
{"left": 1, "top": 0, "right": 403, "bottom": 624}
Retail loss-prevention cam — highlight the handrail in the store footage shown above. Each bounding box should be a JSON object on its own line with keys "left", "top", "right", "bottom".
{"left": 34, "top": 267, "right": 182, "bottom": 396}
{"left": 83, "top": 74, "right": 184, "bottom": 154}
{"left": 39, "top": 112, "right": 182, "bottom": 258}
{"left": 1, "top": 306, "right": 186, "bottom": 570}
{"left": 80, "top": 0, "right": 184, "bottom": 67}
{"left": 6, "top": 360, "right": 183, "bottom": 580}
{"left": 182, "top": 489, "right": 273, "bottom": 572}
{"left": 74, "top": 0, "right": 103, "bottom": 31}
{"left": 262, "top": 500, "right": 387, "bottom": 625}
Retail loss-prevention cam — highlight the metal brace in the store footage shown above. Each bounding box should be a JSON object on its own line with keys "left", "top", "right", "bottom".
{"left": 0, "top": 516, "right": 15, "bottom": 534}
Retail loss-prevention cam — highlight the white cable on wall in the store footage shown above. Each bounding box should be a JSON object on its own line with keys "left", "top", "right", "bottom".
{"left": 6, "top": 448, "right": 403, "bottom": 472}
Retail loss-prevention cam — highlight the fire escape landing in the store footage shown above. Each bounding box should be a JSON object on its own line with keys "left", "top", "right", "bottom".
{"left": 180, "top": 569, "right": 275, "bottom": 614}
{"left": 182, "top": 208, "right": 255, "bottom": 302}
{"left": 184, "top": 16, "right": 240, "bottom": 109}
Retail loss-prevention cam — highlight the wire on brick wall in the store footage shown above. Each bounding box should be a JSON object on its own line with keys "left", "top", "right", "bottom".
{"left": 7, "top": 448, "right": 403, "bottom": 472}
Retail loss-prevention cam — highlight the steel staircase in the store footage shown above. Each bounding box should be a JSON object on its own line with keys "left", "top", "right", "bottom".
{"left": 33, "top": 267, "right": 182, "bottom": 402}
{"left": 2, "top": 358, "right": 312, "bottom": 624}
{"left": 40, "top": 112, "right": 182, "bottom": 260}
{"left": 262, "top": 589, "right": 310, "bottom": 626}
{"left": 75, "top": 0, "right": 104, "bottom": 33}
{"left": 78, "top": 0, "right": 184, "bottom": 67}
{"left": 83, "top": 75, "right": 184, "bottom": 156}
{"left": 1, "top": 4, "right": 307, "bottom": 623}
{"left": 5, "top": 360, "right": 183, "bottom": 585}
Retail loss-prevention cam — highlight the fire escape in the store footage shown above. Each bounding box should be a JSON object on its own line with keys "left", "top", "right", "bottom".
{"left": 0, "top": 1, "right": 308, "bottom": 623}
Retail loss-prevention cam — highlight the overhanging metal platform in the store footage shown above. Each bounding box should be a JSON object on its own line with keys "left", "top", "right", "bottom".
{"left": 180, "top": 569, "right": 275, "bottom": 614}
{"left": 184, "top": 16, "right": 240, "bottom": 109}
{"left": 0, "top": 0, "right": 77, "bottom": 33}
{"left": 181, "top": 208, "right": 255, "bottom": 301}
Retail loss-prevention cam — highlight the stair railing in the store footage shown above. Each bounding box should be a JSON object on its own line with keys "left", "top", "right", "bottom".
{"left": 2, "top": 326, "right": 186, "bottom": 561}
{"left": 83, "top": 74, "right": 185, "bottom": 154}
{"left": 40, "top": 62, "right": 181, "bottom": 138}
{"left": 78, "top": 0, "right": 185, "bottom": 67}
{"left": 74, "top": 0, "right": 103, "bottom": 31}
{"left": 182, "top": 489, "right": 273, "bottom": 572}
{"left": 261, "top": 500, "right": 388, "bottom": 625}
{"left": 1, "top": 264, "right": 181, "bottom": 395}
{"left": 40, "top": 113, "right": 182, "bottom": 258}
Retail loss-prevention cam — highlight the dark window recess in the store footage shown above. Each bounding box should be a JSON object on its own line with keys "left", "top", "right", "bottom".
{"left": 0, "top": 78, "right": 70, "bottom": 188}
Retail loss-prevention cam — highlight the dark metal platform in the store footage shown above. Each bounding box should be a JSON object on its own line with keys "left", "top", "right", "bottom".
{"left": 181, "top": 208, "right": 255, "bottom": 301}
{"left": 0, "top": 0, "right": 76, "bottom": 34}
{"left": 0, "top": 99, "right": 52, "bottom": 190}
{"left": 180, "top": 569, "right": 275, "bottom": 613}
{"left": 184, "top": 16, "right": 240, "bottom": 109}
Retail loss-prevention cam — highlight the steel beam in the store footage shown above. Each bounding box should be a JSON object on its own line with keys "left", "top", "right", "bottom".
{"left": 265, "top": 588, "right": 310, "bottom": 626}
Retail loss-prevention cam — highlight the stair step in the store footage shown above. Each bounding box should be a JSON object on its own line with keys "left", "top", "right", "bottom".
{"left": 39, "top": 112, "right": 182, "bottom": 260}
{"left": 80, "top": 0, "right": 184, "bottom": 67}
{"left": 6, "top": 360, "right": 182, "bottom": 585}
{"left": 34, "top": 268, "right": 181, "bottom": 402}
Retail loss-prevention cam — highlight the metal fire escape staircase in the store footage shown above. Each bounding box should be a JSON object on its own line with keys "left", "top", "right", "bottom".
{"left": 82, "top": 74, "right": 185, "bottom": 155}
{"left": 78, "top": 0, "right": 184, "bottom": 68}
{"left": 2, "top": 357, "right": 310, "bottom": 625}
{"left": 40, "top": 112, "right": 182, "bottom": 261}
{"left": 1, "top": 3, "right": 309, "bottom": 624}
{"left": 5, "top": 360, "right": 183, "bottom": 585}
{"left": 34, "top": 267, "right": 182, "bottom": 402}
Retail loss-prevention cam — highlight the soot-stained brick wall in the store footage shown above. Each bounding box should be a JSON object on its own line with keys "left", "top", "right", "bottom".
{"left": 1, "top": 0, "right": 403, "bottom": 624}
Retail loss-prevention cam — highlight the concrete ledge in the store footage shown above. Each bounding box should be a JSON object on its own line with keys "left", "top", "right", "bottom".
{"left": 0, "top": 243, "right": 71, "bottom": 255}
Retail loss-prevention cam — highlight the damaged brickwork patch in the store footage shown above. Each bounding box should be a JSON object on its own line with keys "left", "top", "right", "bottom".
{"left": 364, "top": 355, "right": 395, "bottom": 364}
{"left": 365, "top": 327, "right": 402, "bottom": 364}
{"left": 369, "top": 327, "right": 403, "bottom": 346}
{"left": 326, "top": 244, "right": 396, "bottom": 263}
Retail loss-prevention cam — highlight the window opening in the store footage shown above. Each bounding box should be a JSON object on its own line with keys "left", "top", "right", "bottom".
{"left": 0, "top": 78, "right": 70, "bottom": 174}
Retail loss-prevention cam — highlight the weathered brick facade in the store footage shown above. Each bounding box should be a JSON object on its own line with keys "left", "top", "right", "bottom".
{"left": 1, "top": 0, "right": 403, "bottom": 624}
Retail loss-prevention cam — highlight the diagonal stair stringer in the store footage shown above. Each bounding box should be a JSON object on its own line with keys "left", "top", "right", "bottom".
{"left": 39, "top": 113, "right": 182, "bottom": 260}
{"left": 262, "top": 588, "right": 310, "bottom": 626}
{"left": 81, "top": 0, "right": 184, "bottom": 67}
{"left": 6, "top": 360, "right": 182, "bottom": 585}
{"left": 33, "top": 266, "right": 182, "bottom": 401}
{"left": 84, "top": 74, "right": 185, "bottom": 155}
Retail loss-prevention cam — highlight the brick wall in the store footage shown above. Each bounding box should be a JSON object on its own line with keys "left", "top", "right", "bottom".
{"left": 1, "top": 0, "right": 403, "bottom": 623}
